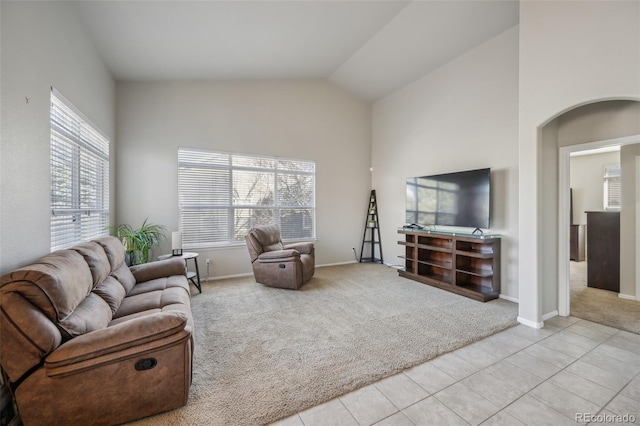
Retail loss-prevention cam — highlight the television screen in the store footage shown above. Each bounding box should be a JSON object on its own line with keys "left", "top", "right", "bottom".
{"left": 406, "top": 168, "right": 491, "bottom": 229}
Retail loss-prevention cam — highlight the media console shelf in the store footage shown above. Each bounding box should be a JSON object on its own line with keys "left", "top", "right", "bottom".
{"left": 398, "top": 229, "right": 501, "bottom": 302}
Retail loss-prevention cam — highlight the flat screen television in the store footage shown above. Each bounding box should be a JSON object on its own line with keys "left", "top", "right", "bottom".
{"left": 406, "top": 168, "right": 491, "bottom": 230}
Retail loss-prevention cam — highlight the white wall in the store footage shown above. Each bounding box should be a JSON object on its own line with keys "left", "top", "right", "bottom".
{"left": 116, "top": 80, "right": 371, "bottom": 278}
{"left": 518, "top": 0, "right": 640, "bottom": 326}
{"left": 570, "top": 151, "right": 620, "bottom": 225}
{"left": 620, "top": 144, "right": 640, "bottom": 297}
{"left": 372, "top": 26, "right": 520, "bottom": 299}
{"left": 539, "top": 120, "right": 560, "bottom": 315}
{"left": 0, "top": 1, "right": 116, "bottom": 275}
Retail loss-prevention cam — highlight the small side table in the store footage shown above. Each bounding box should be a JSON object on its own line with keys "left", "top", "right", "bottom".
{"left": 158, "top": 252, "right": 202, "bottom": 293}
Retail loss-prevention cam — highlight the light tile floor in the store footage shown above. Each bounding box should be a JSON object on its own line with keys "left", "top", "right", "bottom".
{"left": 271, "top": 316, "right": 640, "bottom": 426}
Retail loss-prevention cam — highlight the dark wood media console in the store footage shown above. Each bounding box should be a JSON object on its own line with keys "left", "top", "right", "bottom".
{"left": 398, "top": 229, "right": 501, "bottom": 302}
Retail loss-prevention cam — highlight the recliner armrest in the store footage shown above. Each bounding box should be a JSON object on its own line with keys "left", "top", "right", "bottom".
{"left": 256, "top": 249, "right": 300, "bottom": 263}
{"left": 45, "top": 311, "right": 189, "bottom": 374}
{"left": 130, "top": 257, "right": 186, "bottom": 282}
{"left": 284, "top": 242, "right": 314, "bottom": 255}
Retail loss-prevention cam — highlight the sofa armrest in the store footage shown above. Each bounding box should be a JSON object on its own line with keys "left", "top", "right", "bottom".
{"left": 45, "top": 311, "right": 189, "bottom": 373}
{"left": 130, "top": 257, "right": 186, "bottom": 283}
{"left": 284, "top": 242, "right": 314, "bottom": 255}
{"left": 257, "top": 249, "right": 300, "bottom": 263}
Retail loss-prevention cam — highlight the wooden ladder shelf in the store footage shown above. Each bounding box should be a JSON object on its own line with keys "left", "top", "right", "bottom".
{"left": 360, "top": 190, "right": 383, "bottom": 264}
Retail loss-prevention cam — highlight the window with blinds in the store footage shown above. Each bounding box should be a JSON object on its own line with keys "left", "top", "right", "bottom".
{"left": 178, "top": 148, "right": 315, "bottom": 248}
{"left": 50, "top": 89, "right": 110, "bottom": 251}
{"left": 604, "top": 164, "right": 621, "bottom": 210}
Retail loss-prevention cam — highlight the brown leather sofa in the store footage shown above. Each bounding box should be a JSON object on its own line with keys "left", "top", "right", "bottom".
{"left": 0, "top": 236, "right": 194, "bottom": 425}
{"left": 245, "top": 225, "right": 315, "bottom": 289}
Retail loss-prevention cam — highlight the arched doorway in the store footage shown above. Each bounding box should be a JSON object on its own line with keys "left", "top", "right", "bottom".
{"left": 538, "top": 99, "right": 640, "bottom": 329}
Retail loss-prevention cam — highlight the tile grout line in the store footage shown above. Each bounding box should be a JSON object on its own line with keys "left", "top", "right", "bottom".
{"left": 337, "top": 394, "right": 377, "bottom": 426}
{"left": 482, "top": 330, "right": 584, "bottom": 424}
{"left": 374, "top": 386, "right": 409, "bottom": 426}
{"left": 367, "top": 407, "right": 416, "bottom": 426}
{"left": 398, "top": 319, "right": 592, "bottom": 425}
{"left": 384, "top": 324, "right": 562, "bottom": 425}
{"left": 477, "top": 322, "right": 582, "bottom": 425}
{"left": 500, "top": 326, "right": 638, "bottom": 425}
{"left": 456, "top": 318, "right": 634, "bottom": 425}
{"left": 591, "top": 337, "right": 640, "bottom": 422}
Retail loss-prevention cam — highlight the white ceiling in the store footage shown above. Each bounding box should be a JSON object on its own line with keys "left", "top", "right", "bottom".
{"left": 73, "top": 1, "right": 519, "bottom": 101}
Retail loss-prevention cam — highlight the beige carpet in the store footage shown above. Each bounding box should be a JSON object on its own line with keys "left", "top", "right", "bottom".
{"left": 132, "top": 263, "right": 517, "bottom": 426}
{"left": 570, "top": 261, "right": 640, "bottom": 334}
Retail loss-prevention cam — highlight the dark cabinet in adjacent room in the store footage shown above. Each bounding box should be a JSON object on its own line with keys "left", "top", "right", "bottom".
{"left": 570, "top": 224, "right": 585, "bottom": 261}
{"left": 586, "top": 211, "right": 620, "bottom": 292}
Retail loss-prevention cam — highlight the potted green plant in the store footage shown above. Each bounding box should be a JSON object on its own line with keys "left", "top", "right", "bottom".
{"left": 108, "top": 218, "right": 167, "bottom": 265}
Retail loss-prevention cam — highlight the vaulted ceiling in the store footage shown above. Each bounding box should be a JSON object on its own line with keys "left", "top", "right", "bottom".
{"left": 73, "top": 1, "right": 519, "bottom": 101}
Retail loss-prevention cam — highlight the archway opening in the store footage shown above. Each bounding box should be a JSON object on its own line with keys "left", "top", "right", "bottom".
{"left": 538, "top": 99, "right": 640, "bottom": 330}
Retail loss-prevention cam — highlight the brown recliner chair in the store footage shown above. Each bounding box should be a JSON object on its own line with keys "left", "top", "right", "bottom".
{"left": 245, "top": 225, "right": 314, "bottom": 289}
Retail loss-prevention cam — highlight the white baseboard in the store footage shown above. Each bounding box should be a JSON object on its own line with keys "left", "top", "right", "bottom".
{"left": 317, "top": 260, "right": 358, "bottom": 268}
{"left": 517, "top": 316, "right": 544, "bottom": 329}
{"left": 517, "top": 311, "right": 557, "bottom": 328}
{"left": 204, "top": 272, "right": 253, "bottom": 281}
{"left": 618, "top": 293, "right": 638, "bottom": 301}
{"left": 499, "top": 294, "right": 518, "bottom": 303}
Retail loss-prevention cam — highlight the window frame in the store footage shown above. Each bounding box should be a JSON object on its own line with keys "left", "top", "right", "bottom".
{"left": 178, "top": 147, "right": 316, "bottom": 249}
{"left": 50, "top": 88, "right": 110, "bottom": 251}
{"left": 603, "top": 163, "right": 621, "bottom": 211}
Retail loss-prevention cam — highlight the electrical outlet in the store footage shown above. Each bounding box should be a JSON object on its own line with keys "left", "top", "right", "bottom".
{"left": 205, "top": 258, "right": 211, "bottom": 266}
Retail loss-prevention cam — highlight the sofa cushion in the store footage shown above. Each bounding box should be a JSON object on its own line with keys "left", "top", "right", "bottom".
{"left": 93, "top": 236, "right": 126, "bottom": 271}
{"left": 93, "top": 276, "right": 127, "bottom": 314}
{"left": 58, "top": 293, "right": 112, "bottom": 340}
{"left": 111, "top": 263, "right": 136, "bottom": 294}
{"left": 111, "top": 271, "right": 192, "bottom": 327}
{"left": 1, "top": 250, "right": 93, "bottom": 323}
{"left": 127, "top": 275, "right": 190, "bottom": 297}
{"left": 110, "top": 306, "right": 192, "bottom": 333}
{"left": 72, "top": 242, "right": 111, "bottom": 287}
{"left": 113, "top": 286, "right": 190, "bottom": 320}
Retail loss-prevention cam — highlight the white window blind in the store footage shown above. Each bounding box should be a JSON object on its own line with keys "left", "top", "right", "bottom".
{"left": 50, "top": 89, "right": 110, "bottom": 251}
{"left": 603, "top": 164, "right": 621, "bottom": 210}
{"left": 178, "top": 148, "right": 315, "bottom": 248}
